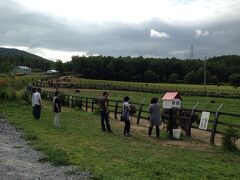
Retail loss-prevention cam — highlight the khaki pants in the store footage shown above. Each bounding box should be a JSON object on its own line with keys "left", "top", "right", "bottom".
{"left": 53, "top": 113, "right": 61, "bottom": 127}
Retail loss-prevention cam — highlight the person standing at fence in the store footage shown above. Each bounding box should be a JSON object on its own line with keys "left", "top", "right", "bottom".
{"left": 53, "top": 91, "right": 61, "bottom": 127}
{"left": 31, "top": 88, "right": 36, "bottom": 119}
{"left": 122, "top": 96, "right": 131, "bottom": 136}
{"left": 34, "top": 88, "right": 42, "bottom": 120}
{"left": 99, "top": 92, "right": 112, "bottom": 133}
{"left": 148, "top": 97, "right": 161, "bottom": 138}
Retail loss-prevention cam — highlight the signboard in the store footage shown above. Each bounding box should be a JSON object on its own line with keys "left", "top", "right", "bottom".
{"left": 199, "top": 111, "right": 210, "bottom": 130}
{"left": 163, "top": 99, "right": 181, "bottom": 109}
{"left": 163, "top": 100, "right": 172, "bottom": 109}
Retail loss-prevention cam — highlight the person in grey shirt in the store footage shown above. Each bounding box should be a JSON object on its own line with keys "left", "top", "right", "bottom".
{"left": 148, "top": 97, "right": 161, "bottom": 138}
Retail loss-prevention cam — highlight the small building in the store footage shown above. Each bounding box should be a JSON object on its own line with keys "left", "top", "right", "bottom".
{"left": 46, "top": 70, "right": 58, "bottom": 74}
{"left": 162, "top": 92, "right": 182, "bottom": 109}
{"left": 13, "top": 66, "right": 32, "bottom": 74}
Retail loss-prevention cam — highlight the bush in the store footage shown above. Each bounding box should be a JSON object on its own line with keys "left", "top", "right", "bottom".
{"left": 0, "top": 88, "right": 18, "bottom": 101}
{"left": 21, "top": 90, "right": 31, "bottom": 105}
{"left": 0, "top": 78, "right": 7, "bottom": 87}
{"left": 222, "top": 127, "right": 240, "bottom": 151}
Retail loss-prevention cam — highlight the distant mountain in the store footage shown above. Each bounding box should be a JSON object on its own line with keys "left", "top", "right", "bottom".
{"left": 0, "top": 47, "right": 54, "bottom": 71}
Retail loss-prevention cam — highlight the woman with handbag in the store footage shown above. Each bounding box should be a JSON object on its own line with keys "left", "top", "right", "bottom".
{"left": 148, "top": 97, "right": 161, "bottom": 138}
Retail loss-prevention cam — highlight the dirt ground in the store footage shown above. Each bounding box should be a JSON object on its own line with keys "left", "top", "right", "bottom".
{"left": 107, "top": 112, "right": 240, "bottom": 150}
{"left": 0, "top": 118, "right": 90, "bottom": 180}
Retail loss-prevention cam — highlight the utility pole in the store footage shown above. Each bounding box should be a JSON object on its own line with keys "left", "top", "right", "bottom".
{"left": 204, "top": 56, "right": 207, "bottom": 93}
{"left": 13, "top": 49, "right": 16, "bottom": 66}
{"left": 190, "top": 45, "right": 194, "bottom": 60}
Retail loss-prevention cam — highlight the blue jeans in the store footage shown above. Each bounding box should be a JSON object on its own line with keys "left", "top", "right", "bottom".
{"left": 35, "top": 105, "right": 41, "bottom": 120}
{"left": 32, "top": 106, "right": 36, "bottom": 119}
{"left": 100, "top": 110, "right": 111, "bottom": 132}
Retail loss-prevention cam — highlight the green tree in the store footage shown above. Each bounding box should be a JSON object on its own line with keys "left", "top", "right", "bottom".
{"left": 55, "top": 60, "right": 63, "bottom": 73}
{"left": 144, "top": 70, "right": 158, "bottom": 82}
{"left": 184, "top": 71, "right": 198, "bottom": 84}
{"left": 168, "top": 73, "right": 179, "bottom": 83}
{"left": 229, "top": 73, "right": 240, "bottom": 88}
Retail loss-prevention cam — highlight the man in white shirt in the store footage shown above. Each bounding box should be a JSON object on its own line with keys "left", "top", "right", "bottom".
{"left": 34, "top": 88, "right": 42, "bottom": 120}
{"left": 31, "top": 88, "right": 36, "bottom": 119}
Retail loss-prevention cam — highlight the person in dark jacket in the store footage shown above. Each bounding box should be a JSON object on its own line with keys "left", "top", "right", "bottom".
{"left": 122, "top": 96, "right": 131, "bottom": 136}
{"left": 148, "top": 97, "right": 161, "bottom": 138}
{"left": 99, "top": 92, "right": 112, "bottom": 132}
{"left": 53, "top": 91, "right": 61, "bottom": 127}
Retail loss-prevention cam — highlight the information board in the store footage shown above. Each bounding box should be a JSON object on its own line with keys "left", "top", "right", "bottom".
{"left": 199, "top": 111, "right": 210, "bottom": 130}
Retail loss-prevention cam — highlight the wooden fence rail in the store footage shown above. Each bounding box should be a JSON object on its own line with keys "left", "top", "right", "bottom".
{"left": 41, "top": 90, "right": 240, "bottom": 144}
{"left": 35, "top": 81, "right": 240, "bottom": 99}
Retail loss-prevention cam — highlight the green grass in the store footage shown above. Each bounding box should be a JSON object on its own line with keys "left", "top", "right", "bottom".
{"left": 68, "top": 77, "right": 240, "bottom": 94}
{"left": 70, "top": 77, "right": 238, "bottom": 91}
{"left": 42, "top": 88, "right": 240, "bottom": 132}
{"left": 43, "top": 88, "right": 240, "bottom": 112}
{"left": 1, "top": 101, "right": 240, "bottom": 179}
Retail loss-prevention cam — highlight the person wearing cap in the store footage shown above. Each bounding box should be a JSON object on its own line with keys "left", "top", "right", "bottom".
{"left": 99, "top": 91, "right": 112, "bottom": 132}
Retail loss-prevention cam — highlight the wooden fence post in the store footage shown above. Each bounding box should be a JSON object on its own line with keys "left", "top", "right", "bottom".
{"left": 115, "top": 100, "right": 120, "bottom": 119}
{"left": 137, "top": 104, "right": 144, "bottom": 125}
{"left": 210, "top": 104, "right": 224, "bottom": 144}
{"left": 187, "top": 102, "right": 199, "bottom": 137}
{"left": 79, "top": 97, "right": 83, "bottom": 109}
{"left": 69, "top": 96, "right": 72, "bottom": 108}
{"left": 91, "top": 97, "right": 95, "bottom": 113}
{"left": 86, "top": 97, "right": 88, "bottom": 112}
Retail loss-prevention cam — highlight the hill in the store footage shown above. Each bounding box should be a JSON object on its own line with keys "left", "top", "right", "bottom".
{"left": 0, "top": 47, "right": 54, "bottom": 72}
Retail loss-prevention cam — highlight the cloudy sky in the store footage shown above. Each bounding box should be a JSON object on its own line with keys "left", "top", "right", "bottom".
{"left": 0, "top": 0, "right": 240, "bottom": 61}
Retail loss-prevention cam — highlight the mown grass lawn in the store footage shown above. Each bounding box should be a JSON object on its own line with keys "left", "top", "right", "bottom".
{"left": 1, "top": 101, "right": 240, "bottom": 179}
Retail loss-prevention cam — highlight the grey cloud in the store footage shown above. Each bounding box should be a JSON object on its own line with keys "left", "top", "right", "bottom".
{"left": 0, "top": 0, "right": 240, "bottom": 59}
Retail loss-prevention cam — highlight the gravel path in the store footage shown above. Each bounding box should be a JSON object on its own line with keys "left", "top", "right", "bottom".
{"left": 0, "top": 118, "right": 90, "bottom": 180}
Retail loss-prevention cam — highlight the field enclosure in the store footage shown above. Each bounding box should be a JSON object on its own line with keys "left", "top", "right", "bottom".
{"left": 37, "top": 77, "right": 240, "bottom": 98}
{"left": 41, "top": 88, "right": 240, "bottom": 144}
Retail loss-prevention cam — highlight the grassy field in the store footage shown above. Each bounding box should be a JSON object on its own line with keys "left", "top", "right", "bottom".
{"left": 41, "top": 88, "right": 240, "bottom": 134}
{"left": 42, "top": 88, "right": 240, "bottom": 113}
{"left": 67, "top": 76, "right": 240, "bottom": 91}
{"left": 0, "top": 101, "right": 240, "bottom": 179}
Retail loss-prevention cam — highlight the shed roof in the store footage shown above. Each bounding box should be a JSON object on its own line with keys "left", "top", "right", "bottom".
{"left": 162, "top": 92, "right": 182, "bottom": 100}
{"left": 17, "top": 66, "right": 31, "bottom": 70}
{"left": 46, "top": 70, "right": 58, "bottom": 73}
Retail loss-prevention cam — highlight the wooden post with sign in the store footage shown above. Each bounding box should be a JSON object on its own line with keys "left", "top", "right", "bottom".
{"left": 162, "top": 92, "right": 182, "bottom": 138}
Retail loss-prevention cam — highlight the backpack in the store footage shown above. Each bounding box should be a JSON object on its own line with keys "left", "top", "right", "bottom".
{"left": 129, "top": 104, "right": 137, "bottom": 115}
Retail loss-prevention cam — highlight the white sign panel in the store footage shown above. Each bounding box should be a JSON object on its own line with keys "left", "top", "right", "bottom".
{"left": 163, "top": 100, "right": 172, "bottom": 109}
{"left": 199, "top": 111, "right": 210, "bottom": 130}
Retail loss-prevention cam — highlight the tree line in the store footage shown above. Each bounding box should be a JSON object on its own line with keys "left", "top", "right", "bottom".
{"left": 56, "top": 55, "right": 240, "bottom": 86}
{"left": 0, "top": 48, "right": 53, "bottom": 73}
